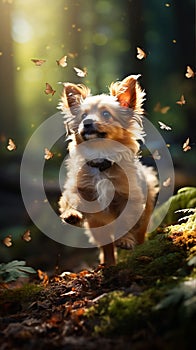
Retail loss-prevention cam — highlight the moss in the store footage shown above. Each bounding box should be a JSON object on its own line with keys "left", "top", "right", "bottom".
{"left": 0, "top": 283, "right": 43, "bottom": 306}
{"left": 87, "top": 223, "right": 195, "bottom": 338}
{"left": 88, "top": 288, "right": 165, "bottom": 336}
{"left": 103, "top": 234, "right": 186, "bottom": 287}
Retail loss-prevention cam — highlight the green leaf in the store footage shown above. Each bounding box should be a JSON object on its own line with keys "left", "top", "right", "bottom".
{"left": 0, "top": 260, "right": 36, "bottom": 283}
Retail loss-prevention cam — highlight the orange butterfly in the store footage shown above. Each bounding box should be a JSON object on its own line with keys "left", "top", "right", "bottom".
{"left": 185, "top": 65, "right": 195, "bottom": 79}
{"left": 73, "top": 67, "right": 87, "bottom": 77}
{"left": 158, "top": 121, "right": 172, "bottom": 131}
{"left": 7, "top": 138, "right": 16, "bottom": 151}
{"left": 44, "top": 83, "right": 56, "bottom": 96}
{"left": 31, "top": 59, "right": 46, "bottom": 66}
{"left": 3, "top": 235, "right": 12, "bottom": 247}
{"left": 136, "top": 47, "right": 147, "bottom": 60}
{"left": 176, "top": 94, "right": 186, "bottom": 106}
{"left": 183, "top": 137, "right": 191, "bottom": 152}
{"left": 154, "top": 102, "right": 170, "bottom": 114}
{"left": 22, "top": 230, "right": 31, "bottom": 242}
{"left": 56, "top": 55, "right": 68, "bottom": 67}
{"left": 44, "top": 147, "right": 54, "bottom": 160}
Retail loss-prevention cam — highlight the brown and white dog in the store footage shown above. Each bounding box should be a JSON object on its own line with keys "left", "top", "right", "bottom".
{"left": 58, "top": 75, "right": 159, "bottom": 265}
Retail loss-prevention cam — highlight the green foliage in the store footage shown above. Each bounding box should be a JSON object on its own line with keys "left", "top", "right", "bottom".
{"left": 152, "top": 187, "right": 196, "bottom": 228}
{"left": 0, "top": 260, "right": 36, "bottom": 283}
{"left": 91, "top": 289, "right": 162, "bottom": 335}
{"left": 155, "top": 278, "right": 196, "bottom": 317}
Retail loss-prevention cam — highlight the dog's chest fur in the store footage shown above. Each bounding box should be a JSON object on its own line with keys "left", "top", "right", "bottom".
{"left": 66, "top": 143, "right": 145, "bottom": 216}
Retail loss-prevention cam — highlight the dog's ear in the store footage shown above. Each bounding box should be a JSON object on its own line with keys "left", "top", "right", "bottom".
{"left": 109, "top": 75, "right": 145, "bottom": 113}
{"left": 61, "top": 83, "right": 90, "bottom": 112}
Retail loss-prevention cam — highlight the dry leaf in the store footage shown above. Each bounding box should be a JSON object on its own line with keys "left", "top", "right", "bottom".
{"left": 3, "top": 235, "right": 12, "bottom": 247}
{"left": 44, "top": 147, "right": 54, "bottom": 160}
{"left": 176, "top": 94, "right": 186, "bottom": 106}
{"left": 73, "top": 67, "right": 87, "bottom": 77}
{"left": 136, "top": 47, "right": 147, "bottom": 60}
{"left": 7, "top": 138, "right": 16, "bottom": 151}
{"left": 37, "top": 269, "right": 49, "bottom": 285}
{"left": 44, "top": 83, "right": 56, "bottom": 96}
{"left": 56, "top": 55, "right": 67, "bottom": 67}
{"left": 163, "top": 177, "right": 171, "bottom": 187}
{"left": 31, "top": 59, "right": 46, "bottom": 66}
{"left": 158, "top": 121, "right": 172, "bottom": 131}
{"left": 183, "top": 137, "right": 191, "bottom": 152}
{"left": 154, "top": 102, "right": 170, "bottom": 114}
{"left": 22, "top": 230, "right": 31, "bottom": 242}
{"left": 152, "top": 150, "right": 161, "bottom": 160}
{"left": 185, "top": 65, "right": 195, "bottom": 79}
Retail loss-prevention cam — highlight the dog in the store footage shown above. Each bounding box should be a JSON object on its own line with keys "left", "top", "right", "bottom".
{"left": 58, "top": 75, "right": 159, "bottom": 266}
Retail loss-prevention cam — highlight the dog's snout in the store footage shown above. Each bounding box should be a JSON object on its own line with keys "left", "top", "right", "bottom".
{"left": 83, "top": 118, "right": 94, "bottom": 128}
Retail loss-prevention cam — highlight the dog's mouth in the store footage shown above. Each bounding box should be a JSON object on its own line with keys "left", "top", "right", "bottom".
{"left": 81, "top": 131, "right": 107, "bottom": 140}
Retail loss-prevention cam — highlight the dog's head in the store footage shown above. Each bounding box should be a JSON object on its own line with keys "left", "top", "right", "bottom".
{"left": 59, "top": 75, "right": 146, "bottom": 154}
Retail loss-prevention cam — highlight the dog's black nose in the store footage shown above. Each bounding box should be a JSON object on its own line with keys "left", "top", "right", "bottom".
{"left": 83, "top": 118, "right": 93, "bottom": 128}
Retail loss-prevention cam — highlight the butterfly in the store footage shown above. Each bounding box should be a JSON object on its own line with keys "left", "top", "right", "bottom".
{"left": 176, "top": 94, "right": 186, "bottom": 106}
{"left": 163, "top": 177, "right": 171, "bottom": 187}
{"left": 136, "top": 47, "right": 147, "bottom": 60}
{"left": 152, "top": 150, "right": 161, "bottom": 160}
{"left": 185, "top": 65, "right": 195, "bottom": 79}
{"left": 56, "top": 55, "right": 68, "bottom": 67}
{"left": 22, "top": 230, "right": 31, "bottom": 242}
{"left": 3, "top": 235, "right": 12, "bottom": 247}
{"left": 44, "top": 147, "right": 54, "bottom": 160}
{"left": 44, "top": 83, "right": 56, "bottom": 96}
{"left": 158, "top": 121, "right": 172, "bottom": 131}
{"left": 183, "top": 137, "right": 191, "bottom": 152}
{"left": 68, "top": 52, "right": 78, "bottom": 58}
{"left": 73, "top": 67, "right": 87, "bottom": 77}
{"left": 7, "top": 138, "right": 16, "bottom": 151}
{"left": 154, "top": 102, "right": 170, "bottom": 114}
{"left": 31, "top": 59, "right": 46, "bottom": 66}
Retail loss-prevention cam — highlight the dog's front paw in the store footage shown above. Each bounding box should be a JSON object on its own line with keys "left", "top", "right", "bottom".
{"left": 115, "top": 236, "right": 136, "bottom": 250}
{"left": 60, "top": 209, "right": 83, "bottom": 225}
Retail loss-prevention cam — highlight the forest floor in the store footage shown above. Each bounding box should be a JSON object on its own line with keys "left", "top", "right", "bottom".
{"left": 0, "top": 222, "right": 196, "bottom": 350}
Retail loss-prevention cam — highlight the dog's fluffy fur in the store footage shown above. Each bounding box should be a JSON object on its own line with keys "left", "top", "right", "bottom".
{"left": 58, "top": 75, "right": 159, "bottom": 265}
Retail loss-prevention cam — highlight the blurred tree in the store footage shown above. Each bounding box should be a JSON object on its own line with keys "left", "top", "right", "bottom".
{"left": 0, "top": 2, "right": 18, "bottom": 139}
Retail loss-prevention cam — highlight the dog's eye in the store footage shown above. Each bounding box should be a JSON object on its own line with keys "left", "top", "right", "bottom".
{"left": 102, "top": 110, "right": 112, "bottom": 119}
{"left": 81, "top": 112, "right": 88, "bottom": 119}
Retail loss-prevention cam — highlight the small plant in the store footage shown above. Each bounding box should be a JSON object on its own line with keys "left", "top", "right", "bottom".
{"left": 0, "top": 260, "right": 36, "bottom": 283}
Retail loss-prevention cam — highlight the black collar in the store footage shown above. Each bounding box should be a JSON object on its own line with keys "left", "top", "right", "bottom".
{"left": 87, "top": 159, "right": 113, "bottom": 172}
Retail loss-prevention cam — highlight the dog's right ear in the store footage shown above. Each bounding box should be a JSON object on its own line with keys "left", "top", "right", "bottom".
{"left": 61, "top": 83, "right": 90, "bottom": 113}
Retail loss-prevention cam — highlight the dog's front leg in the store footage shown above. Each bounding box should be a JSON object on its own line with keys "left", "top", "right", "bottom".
{"left": 59, "top": 191, "right": 83, "bottom": 225}
{"left": 99, "top": 243, "right": 116, "bottom": 266}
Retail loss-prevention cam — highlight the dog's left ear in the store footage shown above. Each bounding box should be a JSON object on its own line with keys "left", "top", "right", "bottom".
{"left": 61, "top": 83, "right": 90, "bottom": 113}
{"left": 109, "top": 75, "right": 145, "bottom": 114}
